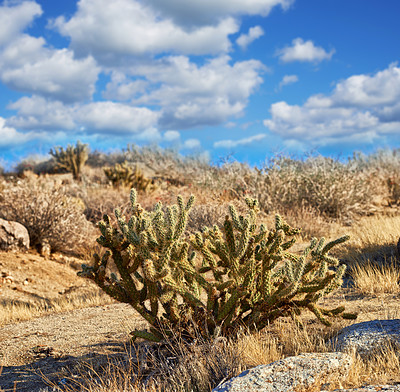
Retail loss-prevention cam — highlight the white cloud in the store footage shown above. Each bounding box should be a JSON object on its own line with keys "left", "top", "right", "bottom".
{"left": 0, "top": 35, "right": 99, "bottom": 102}
{"left": 183, "top": 138, "right": 201, "bottom": 149}
{"left": 264, "top": 63, "right": 400, "bottom": 145}
{"left": 53, "top": 0, "right": 239, "bottom": 60}
{"left": 164, "top": 130, "right": 181, "bottom": 141}
{"left": 236, "top": 25, "right": 264, "bottom": 49}
{"left": 134, "top": 127, "right": 162, "bottom": 142}
{"left": 0, "top": 116, "right": 33, "bottom": 147}
{"left": 0, "top": 1, "right": 42, "bottom": 47}
{"left": 146, "top": 0, "right": 293, "bottom": 25}
{"left": 103, "top": 72, "right": 148, "bottom": 101}
{"left": 214, "top": 133, "right": 266, "bottom": 148}
{"left": 130, "top": 55, "right": 265, "bottom": 128}
{"left": 76, "top": 102, "right": 160, "bottom": 134}
{"left": 277, "top": 38, "right": 334, "bottom": 63}
{"left": 7, "top": 96, "right": 76, "bottom": 130}
{"left": 278, "top": 74, "right": 298, "bottom": 89}
{"left": 7, "top": 96, "right": 160, "bottom": 135}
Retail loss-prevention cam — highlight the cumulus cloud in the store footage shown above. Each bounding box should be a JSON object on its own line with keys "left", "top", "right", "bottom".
{"left": 164, "top": 130, "right": 181, "bottom": 142}
{"left": 130, "top": 55, "right": 265, "bottom": 128}
{"left": 7, "top": 96, "right": 76, "bottom": 130}
{"left": 0, "top": 35, "right": 99, "bottom": 102}
{"left": 0, "top": 1, "right": 42, "bottom": 47}
{"left": 146, "top": 0, "right": 293, "bottom": 25}
{"left": 214, "top": 133, "right": 266, "bottom": 148}
{"left": 0, "top": 116, "right": 34, "bottom": 147}
{"left": 7, "top": 96, "right": 160, "bottom": 136}
{"left": 236, "top": 25, "right": 264, "bottom": 49}
{"left": 183, "top": 138, "right": 201, "bottom": 149}
{"left": 103, "top": 72, "right": 148, "bottom": 101}
{"left": 264, "top": 63, "right": 400, "bottom": 145}
{"left": 76, "top": 102, "right": 160, "bottom": 134}
{"left": 277, "top": 38, "right": 334, "bottom": 63}
{"left": 278, "top": 74, "right": 298, "bottom": 89}
{"left": 53, "top": 0, "right": 239, "bottom": 60}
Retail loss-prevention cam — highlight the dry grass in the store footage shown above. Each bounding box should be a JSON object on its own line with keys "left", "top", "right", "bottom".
{"left": 345, "top": 214, "right": 400, "bottom": 264}
{"left": 40, "top": 319, "right": 400, "bottom": 392}
{"left": 0, "top": 289, "right": 113, "bottom": 327}
{"left": 350, "top": 261, "right": 400, "bottom": 295}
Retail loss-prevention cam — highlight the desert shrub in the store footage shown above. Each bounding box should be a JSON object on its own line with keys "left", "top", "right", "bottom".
{"left": 104, "top": 161, "right": 157, "bottom": 192}
{"left": 123, "top": 144, "right": 211, "bottom": 186}
{"left": 0, "top": 178, "right": 95, "bottom": 253}
{"left": 351, "top": 149, "right": 400, "bottom": 206}
{"left": 49, "top": 140, "right": 89, "bottom": 181}
{"left": 79, "top": 188, "right": 355, "bottom": 343}
{"left": 14, "top": 154, "right": 56, "bottom": 175}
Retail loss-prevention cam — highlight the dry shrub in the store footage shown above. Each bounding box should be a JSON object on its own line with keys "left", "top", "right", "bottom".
{"left": 350, "top": 261, "right": 400, "bottom": 295}
{"left": 0, "top": 178, "right": 95, "bottom": 253}
{"left": 83, "top": 187, "right": 131, "bottom": 224}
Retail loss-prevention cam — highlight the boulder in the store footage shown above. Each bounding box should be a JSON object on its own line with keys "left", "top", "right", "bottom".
{"left": 331, "top": 319, "right": 400, "bottom": 357}
{"left": 0, "top": 218, "right": 30, "bottom": 251}
{"left": 212, "top": 352, "right": 352, "bottom": 392}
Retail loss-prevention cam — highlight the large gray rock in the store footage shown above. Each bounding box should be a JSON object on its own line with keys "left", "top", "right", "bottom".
{"left": 212, "top": 352, "right": 352, "bottom": 392}
{"left": 331, "top": 319, "right": 400, "bottom": 357}
{"left": 0, "top": 218, "right": 30, "bottom": 251}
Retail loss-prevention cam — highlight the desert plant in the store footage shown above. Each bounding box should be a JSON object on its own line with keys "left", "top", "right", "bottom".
{"left": 0, "top": 178, "right": 95, "bottom": 253}
{"left": 104, "top": 161, "right": 156, "bottom": 192}
{"left": 49, "top": 140, "right": 89, "bottom": 181}
{"left": 79, "top": 189, "right": 355, "bottom": 343}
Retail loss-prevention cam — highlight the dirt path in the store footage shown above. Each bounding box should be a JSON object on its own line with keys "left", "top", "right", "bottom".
{"left": 0, "top": 303, "right": 146, "bottom": 392}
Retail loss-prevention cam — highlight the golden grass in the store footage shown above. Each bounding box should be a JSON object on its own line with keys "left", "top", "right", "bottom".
{"left": 39, "top": 319, "right": 400, "bottom": 392}
{"left": 350, "top": 260, "right": 400, "bottom": 295}
{"left": 0, "top": 289, "right": 113, "bottom": 327}
{"left": 345, "top": 214, "right": 400, "bottom": 263}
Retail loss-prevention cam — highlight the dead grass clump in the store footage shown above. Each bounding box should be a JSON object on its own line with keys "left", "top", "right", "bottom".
{"left": 345, "top": 214, "right": 400, "bottom": 265}
{"left": 346, "top": 341, "right": 400, "bottom": 388}
{"left": 350, "top": 261, "right": 400, "bottom": 295}
{"left": 0, "top": 289, "right": 113, "bottom": 326}
{"left": 0, "top": 178, "right": 95, "bottom": 254}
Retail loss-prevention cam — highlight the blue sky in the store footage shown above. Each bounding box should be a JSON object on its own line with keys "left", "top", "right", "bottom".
{"left": 0, "top": 0, "right": 400, "bottom": 168}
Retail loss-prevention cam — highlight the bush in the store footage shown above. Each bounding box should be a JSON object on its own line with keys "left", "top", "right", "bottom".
{"left": 0, "top": 178, "right": 95, "bottom": 253}
{"left": 79, "top": 188, "right": 355, "bottom": 343}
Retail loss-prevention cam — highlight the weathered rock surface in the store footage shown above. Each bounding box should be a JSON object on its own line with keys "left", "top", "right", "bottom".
{"left": 0, "top": 218, "right": 29, "bottom": 251}
{"left": 331, "top": 319, "right": 400, "bottom": 357}
{"left": 212, "top": 352, "right": 352, "bottom": 392}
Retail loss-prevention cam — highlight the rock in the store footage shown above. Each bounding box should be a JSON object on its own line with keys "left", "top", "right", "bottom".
{"left": 331, "top": 319, "right": 400, "bottom": 357}
{"left": 212, "top": 352, "right": 352, "bottom": 392}
{"left": 0, "top": 218, "right": 30, "bottom": 251}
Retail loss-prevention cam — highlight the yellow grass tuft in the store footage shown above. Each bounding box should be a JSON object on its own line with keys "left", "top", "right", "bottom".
{"left": 350, "top": 260, "right": 400, "bottom": 295}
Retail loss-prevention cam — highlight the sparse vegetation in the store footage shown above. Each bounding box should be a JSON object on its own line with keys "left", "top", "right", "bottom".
{"left": 1, "top": 144, "right": 400, "bottom": 392}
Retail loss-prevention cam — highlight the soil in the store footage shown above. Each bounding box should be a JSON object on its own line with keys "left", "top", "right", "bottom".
{"left": 0, "top": 250, "right": 399, "bottom": 392}
{"left": 0, "top": 251, "right": 146, "bottom": 392}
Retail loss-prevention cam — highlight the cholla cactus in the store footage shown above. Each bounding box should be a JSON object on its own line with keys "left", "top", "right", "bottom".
{"left": 104, "top": 161, "right": 156, "bottom": 192}
{"left": 79, "top": 189, "right": 355, "bottom": 342}
{"left": 49, "top": 140, "right": 88, "bottom": 181}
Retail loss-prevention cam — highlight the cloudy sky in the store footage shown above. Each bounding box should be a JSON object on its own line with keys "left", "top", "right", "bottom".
{"left": 0, "top": 0, "right": 399, "bottom": 166}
